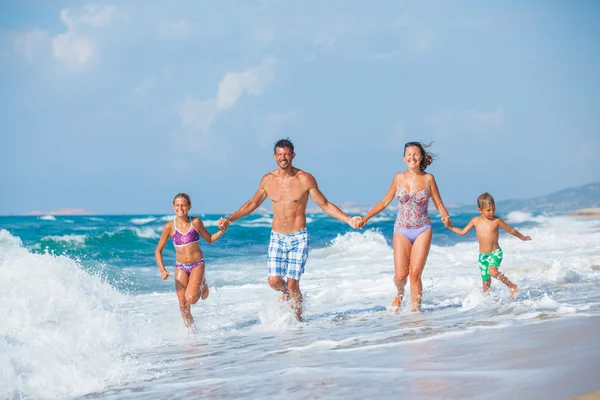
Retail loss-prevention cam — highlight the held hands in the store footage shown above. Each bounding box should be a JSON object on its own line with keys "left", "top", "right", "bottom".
{"left": 441, "top": 215, "right": 452, "bottom": 228}
{"left": 218, "top": 217, "right": 231, "bottom": 231}
{"left": 348, "top": 216, "right": 363, "bottom": 229}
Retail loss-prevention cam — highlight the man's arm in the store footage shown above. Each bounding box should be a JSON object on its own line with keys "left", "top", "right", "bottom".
{"left": 498, "top": 218, "right": 532, "bottom": 241}
{"left": 305, "top": 173, "right": 355, "bottom": 225}
{"left": 218, "top": 174, "right": 270, "bottom": 230}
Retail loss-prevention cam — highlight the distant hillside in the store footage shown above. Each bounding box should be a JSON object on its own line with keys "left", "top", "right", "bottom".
{"left": 492, "top": 182, "right": 600, "bottom": 215}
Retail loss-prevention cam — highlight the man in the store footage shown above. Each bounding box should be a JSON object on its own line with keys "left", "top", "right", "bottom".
{"left": 218, "top": 138, "right": 361, "bottom": 321}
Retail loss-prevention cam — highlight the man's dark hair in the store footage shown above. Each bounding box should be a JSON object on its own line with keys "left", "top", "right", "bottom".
{"left": 274, "top": 138, "right": 294, "bottom": 154}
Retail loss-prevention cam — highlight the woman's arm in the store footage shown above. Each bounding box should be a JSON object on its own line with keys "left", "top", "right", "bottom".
{"left": 429, "top": 174, "right": 451, "bottom": 225}
{"left": 362, "top": 173, "right": 400, "bottom": 226}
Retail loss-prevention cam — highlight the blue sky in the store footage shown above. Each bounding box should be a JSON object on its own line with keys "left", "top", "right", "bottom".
{"left": 1, "top": 1, "right": 598, "bottom": 215}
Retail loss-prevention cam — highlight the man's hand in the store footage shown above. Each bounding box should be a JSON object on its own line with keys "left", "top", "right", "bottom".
{"left": 349, "top": 216, "right": 363, "bottom": 229}
{"left": 218, "top": 217, "right": 231, "bottom": 231}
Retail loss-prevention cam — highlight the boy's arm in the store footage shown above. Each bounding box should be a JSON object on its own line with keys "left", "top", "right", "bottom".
{"left": 194, "top": 218, "right": 225, "bottom": 244}
{"left": 498, "top": 218, "right": 532, "bottom": 241}
{"left": 446, "top": 218, "right": 476, "bottom": 236}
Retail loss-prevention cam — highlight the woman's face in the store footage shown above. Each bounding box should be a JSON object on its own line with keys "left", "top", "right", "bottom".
{"left": 404, "top": 145, "right": 423, "bottom": 169}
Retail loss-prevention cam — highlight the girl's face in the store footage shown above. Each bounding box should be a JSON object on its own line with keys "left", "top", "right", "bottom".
{"left": 172, "top": 197, "right": 191, "bottom": 217}
{"left": 404, "top": 145, "right": 423, "bottom": 170}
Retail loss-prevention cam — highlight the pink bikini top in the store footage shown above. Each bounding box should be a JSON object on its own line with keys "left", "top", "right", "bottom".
{"left": 172, "top": 217, "right": 200, "bottom": 247}
{"left": 395, "top": 173, "right": 432, "bottom": 229}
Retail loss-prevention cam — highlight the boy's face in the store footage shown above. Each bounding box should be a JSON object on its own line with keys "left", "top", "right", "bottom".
{"left": 478, "top": 205, "right": 496, "bottom": 220}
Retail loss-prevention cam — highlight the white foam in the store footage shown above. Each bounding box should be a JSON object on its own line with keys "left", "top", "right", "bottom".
{"left": 130, "top": 217, "right": 157, "bottom": 225}
{"left": 39, "top": 215, "right": 56, "bottom": 221}
{"left": 0, "top": 230, "right": 171, "bottom": 399}
{"left": 41, "top": 234, "right": 87, "bottom": 244}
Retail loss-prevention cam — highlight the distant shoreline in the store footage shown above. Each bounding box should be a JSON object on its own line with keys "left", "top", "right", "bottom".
{"left": 24, "top": 208, "right": 96, "bottom": 216}
{"left": 568, "top": 208, "right": 600, "bottom": 220}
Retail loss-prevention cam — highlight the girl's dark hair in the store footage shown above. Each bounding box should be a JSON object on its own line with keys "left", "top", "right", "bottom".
{"left": 404, "top": 141, "right": 436, "bottom": 171}
{"left": 274, "top": 138, "right": 294, "bottom": 154}
{"left": 173, "top": 193, "right": 191, "bottom": 205}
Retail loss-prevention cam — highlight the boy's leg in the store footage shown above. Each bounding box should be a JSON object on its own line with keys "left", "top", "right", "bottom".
{"left": 175, "top": 268, "right": 194, "bottom": 328}
{"left": 489, "top": 266, "right": 518, "bottom": 298}
{"left": 482, "top": 278, "right": 491, "bottom": 293}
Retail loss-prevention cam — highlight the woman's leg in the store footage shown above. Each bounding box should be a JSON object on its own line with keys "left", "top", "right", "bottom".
{"left": 392, "top": 232, "right": 412, "bottom": 311}
{"left": 175, "top": 268, "right": 194, "bottom": 328}
{"left": 408, "top": 228, "right": 433, "bottom": 312}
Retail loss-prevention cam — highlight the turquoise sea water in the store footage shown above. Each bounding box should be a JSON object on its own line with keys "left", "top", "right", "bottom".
{"left": 1, "top": 210, "right": 599, "bottom": 399}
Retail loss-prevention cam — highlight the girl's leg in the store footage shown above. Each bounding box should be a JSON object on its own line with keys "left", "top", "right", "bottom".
{"left": 408, "top": 228, "right": 433, "bottom": 312}
{"left": 392, "top": 232, "right": 412, "bottom": 312}
{"left": 175, "top": 268, "right": 194, "bottom": 328}
{"left": 185, "top": 263, "right": 207, "bottom": 305}
{"left": 489, "top": 266, "right": 518, "bottom": 298}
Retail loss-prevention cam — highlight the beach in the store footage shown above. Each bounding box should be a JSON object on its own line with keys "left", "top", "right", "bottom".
{"left": 1, "top": 210, "right": 600, "bottom": 399}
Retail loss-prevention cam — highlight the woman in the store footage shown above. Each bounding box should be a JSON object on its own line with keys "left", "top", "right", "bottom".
{"left": 361, "top": 142, "right": 451, "bottom": 312}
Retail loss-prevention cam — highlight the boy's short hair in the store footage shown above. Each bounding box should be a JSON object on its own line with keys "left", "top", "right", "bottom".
{"left": 274, "top": 138, "right": 294, "bottom": 154}
{"left": 477, "top": 192, "right": 495, "bottom": 209}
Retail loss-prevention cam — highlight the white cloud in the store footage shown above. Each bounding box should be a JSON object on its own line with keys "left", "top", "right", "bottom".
{"left": 179, "top": 97, "right": 218, "bottom": 134}
{"left": 429, "top": 108, "right": 505, "bottom": 138}
{"left": 216, "top": 58, "right": 276, "bottom": 110}
{"left": 157, "top": 19, "right": 193, "bottom": 39}
{"left": 133, "top": 79, "right": 154, "bottom": 96}
{"left": 12, "top": 29, "right": 50, "bottom": 60}
{"left": 177, "top": 58, "right": 277, "bottom": 151}
{"left": 12, "top": 4, "right": 116, "bottom": 67}
{"left": 407, "top": 37, "right": 431, "bottom": 52}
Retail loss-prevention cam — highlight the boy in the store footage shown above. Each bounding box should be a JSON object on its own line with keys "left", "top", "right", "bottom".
{"left": 444, "top": 192, "right": 531, "bottom": 298}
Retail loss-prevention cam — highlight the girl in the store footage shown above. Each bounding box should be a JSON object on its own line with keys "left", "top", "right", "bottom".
{"left": 360, "top": 142, "right": 451, "bottom": 312}
{"left": 155, "top": 193, "right": 226, "bottom": 329}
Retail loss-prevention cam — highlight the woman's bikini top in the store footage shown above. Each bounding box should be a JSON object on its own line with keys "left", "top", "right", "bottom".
{"left": 172, "top": 217, "right": 200, "bottom": 247}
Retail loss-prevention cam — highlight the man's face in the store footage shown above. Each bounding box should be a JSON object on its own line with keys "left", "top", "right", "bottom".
{"left": 273, "top": 146, "right": 294, "bottom": 170}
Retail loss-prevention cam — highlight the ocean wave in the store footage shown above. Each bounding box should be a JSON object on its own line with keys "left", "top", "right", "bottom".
{"left": 505, "top": 211, "right": 548, "bottom": 224}
{"left": 39, "top": 215, "right": 56, "bottom": 221}
{"left": 0, "top": 230, "right": 162, "bottom": 399}
{"left": 130, "top": 217, "right": 157, "bottom": 225}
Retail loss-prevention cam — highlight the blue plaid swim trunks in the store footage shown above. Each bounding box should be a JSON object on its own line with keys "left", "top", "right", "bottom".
{"left": 267, "top": 228, "right": 310, "bottom": 280}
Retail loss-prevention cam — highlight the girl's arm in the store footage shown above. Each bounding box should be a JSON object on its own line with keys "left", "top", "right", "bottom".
{"left": 446, "top": 219, "right": 475, "bottom": 236}
{"left": 362, "top": 173, "right": 401, "bottom": 226}
{"left": 498, "top": 219, "right": 532, "bottom": 241}
{"left": 155, "top": 223, "right": 172, "bottom": 279}
{"left": 194, "top": 217, "right": 225, "bottom": 244}
{"left": 429, "top": 174, "right": 451, "bottom": 224}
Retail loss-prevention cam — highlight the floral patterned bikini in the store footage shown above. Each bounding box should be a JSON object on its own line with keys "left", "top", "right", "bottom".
{"left": 394, "top": 173, "right": 433, "bottom": 243}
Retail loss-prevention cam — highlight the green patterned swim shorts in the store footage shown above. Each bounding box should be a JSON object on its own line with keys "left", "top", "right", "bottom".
{"left": 478, "top": 247, "right": 503, "bottom": 281}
